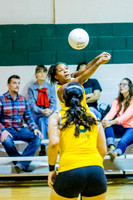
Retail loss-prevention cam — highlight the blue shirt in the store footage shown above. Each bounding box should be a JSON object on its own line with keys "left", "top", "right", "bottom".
{"left": 28, "top": 81, "right": 57, "bottom": 114}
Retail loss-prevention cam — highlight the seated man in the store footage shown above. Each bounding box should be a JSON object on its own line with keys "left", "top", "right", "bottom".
{"left": 28, "top": 65, "right": 56, "bottom": 155}
{"left": 76, "top": 62, "right": 102, "bottom": 119}
{"left": 0, "top": 75, "right": 43, "bottom": 173}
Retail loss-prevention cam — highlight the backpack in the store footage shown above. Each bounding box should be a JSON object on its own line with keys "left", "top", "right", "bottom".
{"left": 98, "top": 103, "right": 111, "bottom": 119}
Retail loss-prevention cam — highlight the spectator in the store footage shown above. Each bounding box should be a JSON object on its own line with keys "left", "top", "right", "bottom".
{"left": 102, "top": 78, "right": 133, "bottom": 161}
{"left": 76, "top": 62, "right": 102, "bottom": 119}
{"left": 0, "top": 75, "right": 43, "bottom": 173}
{"left": 28, "top": 65, "right": 56, "bottom": 156}
{"left": 48, "top": 82, "right": 107, "bottom": 200}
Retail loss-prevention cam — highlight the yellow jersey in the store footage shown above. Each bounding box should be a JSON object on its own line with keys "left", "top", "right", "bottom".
{"left": 56, "top": 78, "right": 90, "bottom": 112}
{"left": 58, "top": 107, "right": 103, "bottom": 173}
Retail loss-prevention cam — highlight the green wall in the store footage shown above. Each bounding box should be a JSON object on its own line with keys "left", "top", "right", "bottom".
{"left": 0, "top": 23, "right": 133, "bottom": 66}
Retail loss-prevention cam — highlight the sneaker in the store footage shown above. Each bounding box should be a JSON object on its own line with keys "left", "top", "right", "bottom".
{"left": 108, "top": 150, "right": 117, "bottom": 161}
{"left": 14, "top": 163, "right": 24, "bottom": 173}
{"left": 39, "top": 144, "right": 46, "bottom": 156}
{"left": 24, "top": 165, "right": 36, "bottom": 172}
{"left": 108, "top": 145, "right": 115, "bottom": 151}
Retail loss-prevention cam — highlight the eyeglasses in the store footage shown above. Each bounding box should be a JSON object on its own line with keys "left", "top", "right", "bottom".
{"left": 119, "top": 83, "right": 128, "bottom": 87}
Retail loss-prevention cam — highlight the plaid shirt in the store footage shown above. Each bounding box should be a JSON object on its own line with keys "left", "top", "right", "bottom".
{"left": 0, "top": 92, "right": 37, "bottom": 134}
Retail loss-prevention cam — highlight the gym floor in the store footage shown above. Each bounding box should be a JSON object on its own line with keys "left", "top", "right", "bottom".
{"left": 0, "top": 177, "right": 133, "bottom": 200}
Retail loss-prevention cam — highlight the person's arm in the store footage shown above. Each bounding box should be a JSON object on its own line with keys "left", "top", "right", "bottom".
{"left": 103, "top": 99, "right": 118, "bottom": 121}
{"left": 102, "top": 99, "right": 133, "bottom": 128}
{"left": 48, "top": 112, "right": 60, "bottom": 166}
{"left": 57, "top": 53, "right": 111, "bottom": 103}
{"left": 0, "top": 100, "right": 6, "bottom": 136}
{"left": 102, "top": 119, "right": 118, "bottom": 128}
{"left": 49, "top": 84, "right": 57, "bottom": 112}
{"left": 75, "top": 53, "right": 111, "bottom": 85}
{"left": 0, "top": 98, "right": 14, "bottom": 142}
{"left": 115, "top": 99, "right": 133, "bottom": 124}
{"left": 72, "top": 52, "right": 111, "bottom": 80}
{"left": 102, "top": 100, "right": 118, "bottom": 128}
{"left": 72, "top": 52, "right": 107, "bottom": 78}
{"left": 97, "top": 123, "right": 107, "bottom": 158}
{"left": 57, "top": 83, "right": 69, "bottom": 103}
{"left": 23, "top": 98, "right": 38, "bottom": 131}
{"left": 41, "top": 84, "right": 57, "bottom": 116}
{"left": 28, "top": 87, "right": 42, "bottom": 114}
{"left": 48, "top": 113, "right": 60, "bottom": 188}
{"left": 86, "top": 90, "right": 100, "bottom": 103}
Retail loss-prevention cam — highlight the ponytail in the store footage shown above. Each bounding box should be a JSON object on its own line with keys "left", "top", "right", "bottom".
{"left": 61, "top": 81, "right": 97, "bottom": 137}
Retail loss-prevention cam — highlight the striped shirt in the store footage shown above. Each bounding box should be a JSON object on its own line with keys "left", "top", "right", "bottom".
{"left": 0, "top": 92, "right": 37, "bottom": 134}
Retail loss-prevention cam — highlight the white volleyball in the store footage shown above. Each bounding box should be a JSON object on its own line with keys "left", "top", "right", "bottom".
{"left": 68, "top": 28, "right": 89, "bottom": 50}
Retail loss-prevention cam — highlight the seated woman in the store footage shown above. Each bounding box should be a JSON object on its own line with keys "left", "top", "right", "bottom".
{"left": 48, "top": 82, "right": 107, "bottom": 200}
{"left": 102, "top": 78, "right": 133, "bottom": 161}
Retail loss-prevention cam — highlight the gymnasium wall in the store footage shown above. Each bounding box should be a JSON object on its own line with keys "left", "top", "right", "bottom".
{"left": 55, "top": 0, "right": 133, "bottom": 24}
{"left": 0, "top": 0, "right": 133, "bottom": 108}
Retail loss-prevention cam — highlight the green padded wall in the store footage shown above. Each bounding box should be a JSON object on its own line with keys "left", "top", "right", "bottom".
{"left": 0, "top": 23, "right": 133, "bottom": 65}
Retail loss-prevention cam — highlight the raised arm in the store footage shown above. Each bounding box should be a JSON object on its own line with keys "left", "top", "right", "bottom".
{"left": 57, "top": 52, "right": 111, "bottom": 103}
{"left": 71, "top": 52, "right": 110, "bottom": 78}
{"left": 75, "top": 52, "right": 111, "bottom": 85}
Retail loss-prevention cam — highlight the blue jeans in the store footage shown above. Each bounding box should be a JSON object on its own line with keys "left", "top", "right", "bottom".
{"left": 105, "top": 124, "right": 133, "bottom": 155}
{"left": 32, "top": 113, "right": 49, "bottom": 141}
{"left": 89, "top": 107, "right": 102, "bottom": 120}
{"left": 2, "top": 127, "right": 41, "bottom": 169}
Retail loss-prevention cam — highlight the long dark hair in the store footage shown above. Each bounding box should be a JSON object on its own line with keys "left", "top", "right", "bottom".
{"left": 61, "top": 82, "right": 97, "bottom": 137}
{"left": 117, "top": 78, "right": 133, "bottom": 114}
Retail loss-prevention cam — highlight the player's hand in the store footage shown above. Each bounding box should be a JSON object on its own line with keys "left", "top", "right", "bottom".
{"left": 97, "top": 52, "right": 111, "bottom": 59}
{"left": 1, "top": 130, "right": 13, "bottom": 142}
{"left": 96, "top": 53, "right": 111, "bottom": 66}
{"left": 48, "top": 170, "right": 57, "bottom": 189}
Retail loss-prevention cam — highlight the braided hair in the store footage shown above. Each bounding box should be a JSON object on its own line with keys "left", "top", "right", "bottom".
{"left": 61, "top": 82, "right": 97, "bottom": 137}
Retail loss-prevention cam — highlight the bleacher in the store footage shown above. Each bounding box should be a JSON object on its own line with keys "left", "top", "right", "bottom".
{"left": 0, "top": 139, "right": 133, "bottom": 177}
{"left": 104, "top": 139, "right": 133, "bottom": 175}
{"left": 0, "top": 140, "right": 51, "bottom": 177}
